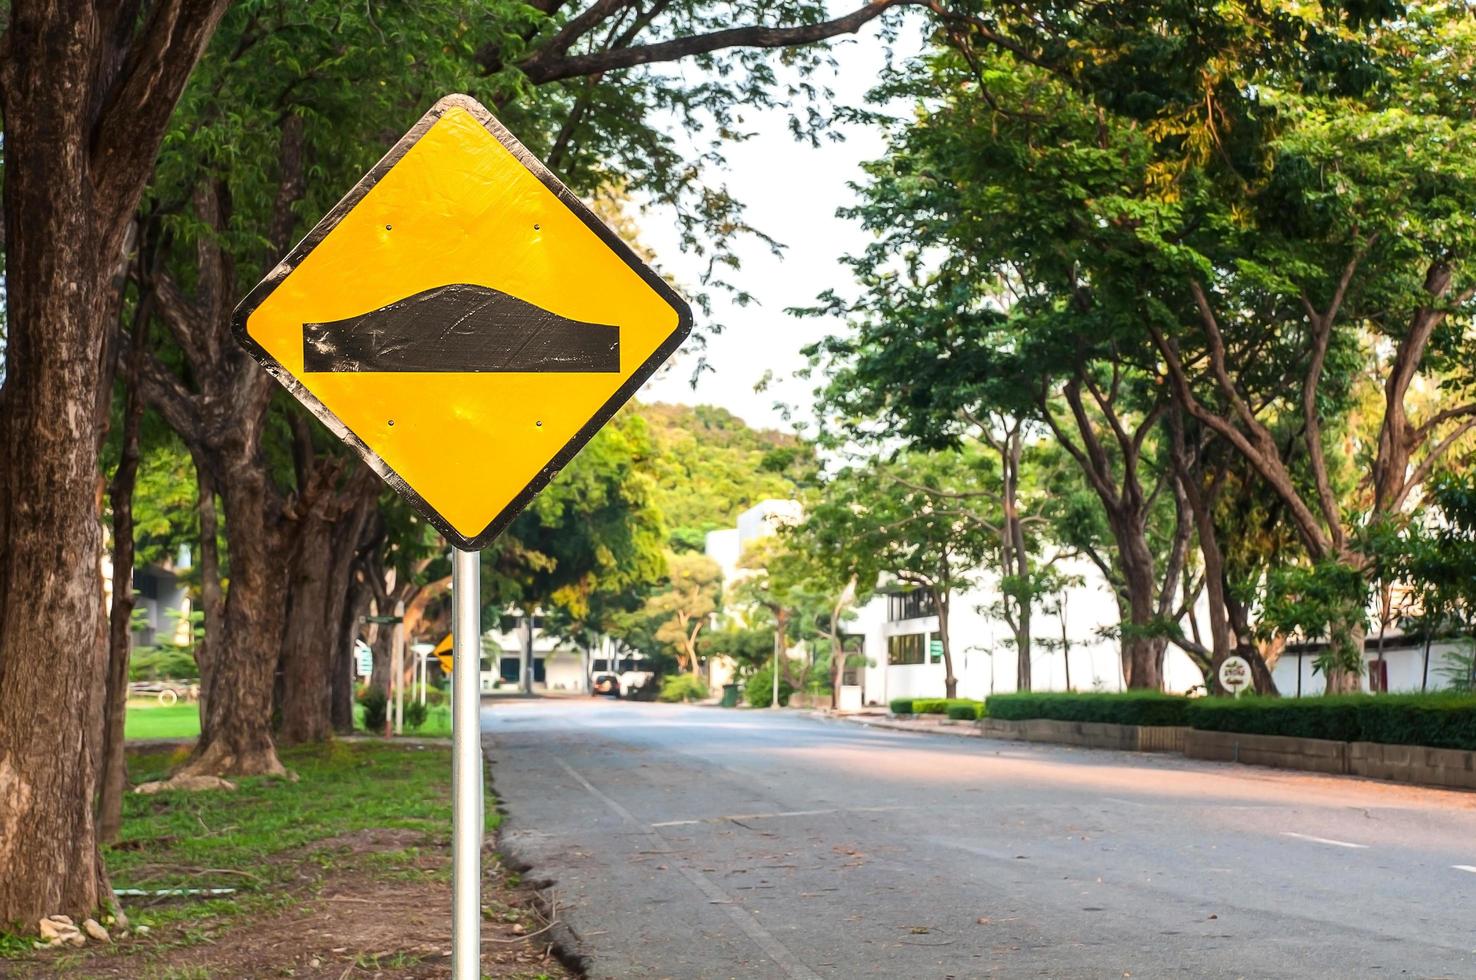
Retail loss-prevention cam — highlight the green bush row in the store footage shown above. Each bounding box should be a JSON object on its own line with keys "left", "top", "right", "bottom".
{"left": 658, "top": 674, "right": 709, "bottom": 703}
{"left": 946, "top": 702, "right": 985, "bottom": 721}
{"left": 890, "top": 697, "right": 983, "bottom": 717}
{"left": 1187, "top": 693, "right": 1476, "bottom": 750}
{"left": 745, "top": 662, "right": 793, "bottom": 708}
{"left": 985, "top": 691, "right": 1190, "bottom": 727}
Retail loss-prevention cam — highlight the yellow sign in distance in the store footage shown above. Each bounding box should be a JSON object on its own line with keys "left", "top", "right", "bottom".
{"left": 432, "top": 633, "right": 454, "bottom": 674}
{"left": 233, "top": 94, "right": 691, "bottom": 549}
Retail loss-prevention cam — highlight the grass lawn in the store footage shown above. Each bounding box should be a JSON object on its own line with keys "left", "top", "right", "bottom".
{"left": 124, "top": 701, "right": 453, "bottom": 741}
{"left": 122, "top": 702, "right": 201, "bottom": 740}
{"left": 3, "top": 742, "right": 563, "bottom": 978}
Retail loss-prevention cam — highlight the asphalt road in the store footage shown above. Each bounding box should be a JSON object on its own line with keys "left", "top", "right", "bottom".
{"left": 485, "top": 699, "right": 1476, "bottom": 979}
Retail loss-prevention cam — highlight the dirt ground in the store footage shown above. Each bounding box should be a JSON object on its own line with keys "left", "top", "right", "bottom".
{"left": 5, "top": 827, "right": 574, "bottom": 979}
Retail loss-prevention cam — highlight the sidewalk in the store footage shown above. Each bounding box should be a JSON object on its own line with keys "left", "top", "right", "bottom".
{"left": 789, "top": 706, "right": 985, "bottom": 738}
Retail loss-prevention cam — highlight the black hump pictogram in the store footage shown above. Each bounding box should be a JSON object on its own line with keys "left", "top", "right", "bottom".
{"left": 302, "top": 283, "right": 619, "bottom": 373}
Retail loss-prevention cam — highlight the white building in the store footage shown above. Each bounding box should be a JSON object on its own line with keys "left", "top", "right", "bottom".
{"left": 1272, "top": 635, "right": 1473, "bottom": 696}
{"left": 477, "top": 617, "right": 591, "bottom": 694}
{"left": 703, "top": 498, "right": 1476, "bottom": 706}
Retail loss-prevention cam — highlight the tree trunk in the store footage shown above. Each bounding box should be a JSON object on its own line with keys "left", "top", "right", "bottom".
{"left": 1323, "top": 620, "right": 1365, "bottom": 695}
{"left": 0, "top": 0, "right": 228, "bottom": 927}
{"left": 1119, "top": 555, "right": 1164, "bottom": 690}
{"left": 1002, "top": 428, "right": 1033, "bottom": 692}
{"left": 99, "top": 313, "right": 149, "bottom": 842}
{"left": 337, "top": 567, "right": 374, "bottom": 733}
{"left": 174, "top": 464, "right": 287, "bottom": 778}
{"left": 278, "top": 510, "right": 335, "bottom": 745}
{"left": 935, "top": 587, "right": 957, "bottom": 699}
{"left": 1059, "top": 607, "right": 1072, "bottom": 692}
{"left": 0, "top": 85, "right": 113, "bottom": 927}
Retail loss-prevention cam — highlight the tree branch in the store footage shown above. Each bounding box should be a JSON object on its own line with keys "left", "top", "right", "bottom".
{"left": 91, "top": 0, "right": 232, "bottom": 229}
{"left": 515, "top": 0, "right": 920, "bottom": 83}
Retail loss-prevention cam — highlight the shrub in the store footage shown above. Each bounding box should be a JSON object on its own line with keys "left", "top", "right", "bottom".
{"left": 744, "top": 662, "right": 793, "bottom": 708}
{"left": 889, "top": 698, "right": 914, "bottom": 715}
{"left": 946, "top": 702, "right": 985, "bottom": 721}
{"left": 358, "top": 687, "right": 388, "bottom": 733}
{"left": 1355, "top": 695, "right": 1476, "bottom": 749}
{"left": 1188, "top": 693, "right": 1476, "bottom": 749}
{"left": 912, "top": 698, "right": 983, "bottom": 716}
{"left": 403, "top": 700, "right": 429, "bottom": 731}
{"left": 658, "top": 674, "right": 710, "bottom": 703}
{"left": 986, "top": 691, "right": 1190, "bottom": 727}
{"left": 129, "top": 646, "right": 200, "bottom": 681}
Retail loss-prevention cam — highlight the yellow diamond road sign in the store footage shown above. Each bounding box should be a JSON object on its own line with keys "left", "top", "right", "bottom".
{"left": 233, "top": 94, "right": 691, "bottom": 549}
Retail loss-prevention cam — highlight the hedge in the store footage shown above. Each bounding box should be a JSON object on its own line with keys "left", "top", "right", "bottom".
{"left": 946, "top": 702, "right": 985, "bottom": 721}
{"left": 889, "top": 697, "right": 983, "bottom": 717}
{"left": 1188, "top": 693, "right": 1476, "bottom": 750}
{"left": 985, "top": 691, "right": 1190, "bottom": 727}
{"left": 913, "top": 698, "right": 983, "bottom": 716}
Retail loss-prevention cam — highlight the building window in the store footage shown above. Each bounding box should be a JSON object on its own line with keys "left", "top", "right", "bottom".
{"left": 888, "top": 633, "right": 928, "bottom": 666}
{"left": 887, "top": 590, "right": 936, "bottom": 622}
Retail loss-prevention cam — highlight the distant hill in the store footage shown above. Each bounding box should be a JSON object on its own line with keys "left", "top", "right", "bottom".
{"left": 629, "top": 402, "right": 817, "bottom": 551}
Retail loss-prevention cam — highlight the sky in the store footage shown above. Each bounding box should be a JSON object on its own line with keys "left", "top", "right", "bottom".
{"left": 635, "top": 20, "right": 912, "bottom": 435}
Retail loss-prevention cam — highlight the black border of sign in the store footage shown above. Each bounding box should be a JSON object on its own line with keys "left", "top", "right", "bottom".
{"left": 231, "top": 94, "right": 693, "bottom": 552}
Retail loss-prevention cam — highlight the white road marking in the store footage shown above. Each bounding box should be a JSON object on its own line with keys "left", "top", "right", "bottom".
{"left": 651, "top": 805, "right": 909, "bottom": 829}
{"left": 554, "top": 758, "right": 822, "bottom": 980}
{"left": 1453, "top": 865, "right": 1476, "bottom": 874}
{"left": 1281, "top": 832, "right": 1368, "bottom": 849}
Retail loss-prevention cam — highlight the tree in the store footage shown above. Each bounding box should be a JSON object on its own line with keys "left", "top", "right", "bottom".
{"left": 642, "top": 553, "right": 724, "bottom": 675}
{"left": 773, "top": 492, "right": 880, "bottom": 706}
{"left": 0, "top": 0, "right": 231, "bottom": 930}
{"left": 1392, "top": 472, "right": 1476, "bottom": 690}
{"left": 636, "top": 403, "right": 818, "bottom": 551}
{"left": 124, "top": 0, "right": 920, "bottom": 774}
{"left": 809, "top": 453, "right": 993, "bottom": 698}
{"left": 514, "top": 411, "right": 668, "bottom": 687}
{"left": 1, "top": 0, "right": 926, "bottom": 927}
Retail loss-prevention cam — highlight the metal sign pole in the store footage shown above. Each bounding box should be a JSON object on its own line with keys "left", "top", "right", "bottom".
{"left": 451, "top": 547, "right": 482, "bottom": 979}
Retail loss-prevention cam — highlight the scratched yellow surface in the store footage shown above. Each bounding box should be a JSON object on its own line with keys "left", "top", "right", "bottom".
{"left": 246, "top": 107, "right": 682, "bottom": 537}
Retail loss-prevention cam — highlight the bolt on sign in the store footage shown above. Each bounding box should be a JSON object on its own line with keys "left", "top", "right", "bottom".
{"left": 233, "top": 94, "right": 692, "bottom": 548}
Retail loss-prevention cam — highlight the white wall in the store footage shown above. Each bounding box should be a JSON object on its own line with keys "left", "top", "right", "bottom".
{"left": 1273, "top": 638, "right": 1475, "bottom": 696}
{"left": 852, "top": 557, "right": 1206, "bottom": 706}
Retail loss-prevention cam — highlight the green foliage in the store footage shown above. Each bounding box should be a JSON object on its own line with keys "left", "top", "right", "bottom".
{"left": 702, "top": 626, "right": 774, "bottom": 676}
{"left": 635, "top": 403, "right": 817, "bottom": 551}
{"left": 987, "top": 692, "right": 1190, "bottom": 727}
{"left": 912, "top": 698, "right": 983, "bottom": 717}
{"left": 507, "top": 412, "right": 668, "bottom": 619}
{"left": 1257, "top": 560, "right": 1369, "bottom": 679}
{"left": 129, "top": 646, "right": 200, "bottom": 682}
{"left": 888, "top": 698, "right": 914, "bottom": 715}
{"left": 657, "top": 674, "right": 710, "bottom": 703}
{"left": 357, "top": 688, "right": 388, "bottom": 733}
{"left": 1187, "top": 696, "right": 1362, "bottom": 741}
{"left": 946, "top": 702, "right": 985, "bottom": 721}
{"left": 743, "top": 661, "right": 793, "bottom": 708}
{"left": 1188, "top": 694, "right": 1476, "bottom": 750}
{"left": 402, "top": 701, "right": 429, "bottom": 732}
{"left": 638, "top": 552, "right": 723, "bottom": 673}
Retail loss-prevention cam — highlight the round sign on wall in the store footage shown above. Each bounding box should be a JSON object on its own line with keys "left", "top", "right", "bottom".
{"left": 1218, "top": 655, "right": 1252, "bottom": 696}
